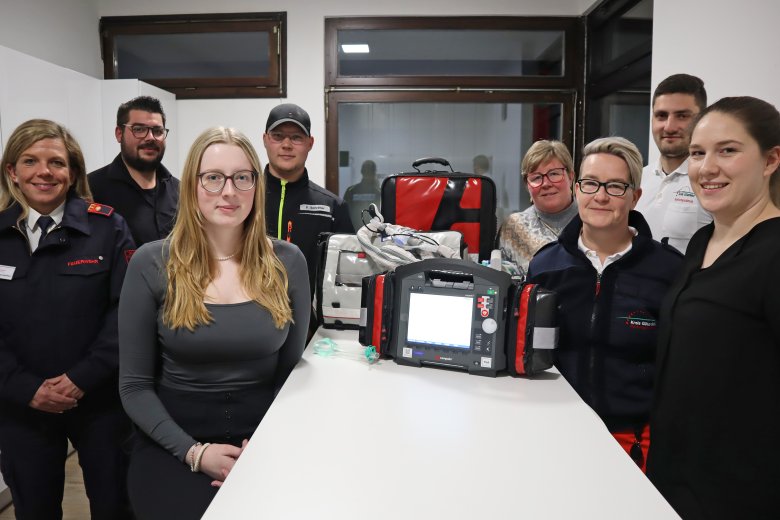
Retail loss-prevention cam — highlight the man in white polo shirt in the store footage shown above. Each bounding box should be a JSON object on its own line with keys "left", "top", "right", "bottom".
{"left": 636, "top": 74, "right": 712, "bottom": 253}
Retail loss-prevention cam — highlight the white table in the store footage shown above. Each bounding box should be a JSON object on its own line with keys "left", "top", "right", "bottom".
{"left": 204, "top": 328, "right": 679, "bottom": 519}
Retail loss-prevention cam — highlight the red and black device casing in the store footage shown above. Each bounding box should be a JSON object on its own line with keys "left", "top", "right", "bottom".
{"left": 505, "top": 283, "right": 558, "bottom": 376}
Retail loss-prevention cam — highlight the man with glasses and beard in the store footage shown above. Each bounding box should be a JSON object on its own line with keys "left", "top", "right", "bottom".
{"left": 89, "top": 96, "right": 179, "bottom": 247}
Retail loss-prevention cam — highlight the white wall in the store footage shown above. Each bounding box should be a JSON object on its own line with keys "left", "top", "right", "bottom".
{"left": 0, "top": 0, "right": 102, "bottom": 79}
{"left": 0, "top": 45, "right": 103, "bottom": 170}
{"left": 647, "top": 0, "right": 780, "bottom": 167}
{"left": 0, "top": 49, "right": 177, "bottom": 175}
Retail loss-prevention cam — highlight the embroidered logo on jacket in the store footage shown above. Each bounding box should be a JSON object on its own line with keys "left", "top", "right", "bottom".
{"left": 619, "top": 310, "right": 657, "bottom": 330}
{"left": 673, "top": 186, "right": 696, "bottom": 205}
{"left": 67, "top": 257, "right": 101, "bottom": 267}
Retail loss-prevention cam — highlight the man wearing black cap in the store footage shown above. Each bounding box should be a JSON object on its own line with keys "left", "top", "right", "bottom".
{"left": 263, "top": 103, "right": 353, "bottom": 313}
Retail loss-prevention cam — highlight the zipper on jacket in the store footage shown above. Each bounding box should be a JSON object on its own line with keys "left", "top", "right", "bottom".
{"left": 587, "top": 270, "right": 603, "bottom": 406}
{"left": 276, "top": 180, "right": 287, "bottom": 239}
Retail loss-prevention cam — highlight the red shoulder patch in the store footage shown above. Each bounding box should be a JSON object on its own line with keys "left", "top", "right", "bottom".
{"left": 87, "top": 203, "right": 114, "bottom": 217}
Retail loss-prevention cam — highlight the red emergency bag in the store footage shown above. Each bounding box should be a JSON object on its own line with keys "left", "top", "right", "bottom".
{"left": 505, "top": 283, "right": 558, "bottom": 376}
{"left": 380, "top": 158, "right": 497, "bottom": 261}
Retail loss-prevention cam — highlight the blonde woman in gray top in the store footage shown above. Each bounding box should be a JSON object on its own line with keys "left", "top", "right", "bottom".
{"left": 119, "top": 127, "right": 309, "bottom": 519}
{"left": 498, "top": 140, "right": 579, "bottom": 274}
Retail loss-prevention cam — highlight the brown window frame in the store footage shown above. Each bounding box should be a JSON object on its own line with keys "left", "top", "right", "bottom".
{"left": 325, "top": 16, "right": 581, "bottom": 89}
{"left": 324, "top": 16, "right": 584, "bottom": 195}
{"left": 100, "top": 12, "right": 286, "bottom": 99}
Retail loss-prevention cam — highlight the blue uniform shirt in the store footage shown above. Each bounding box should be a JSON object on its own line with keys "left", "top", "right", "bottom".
{"left": 0, "top": 193, "right": 136, "bottom": 409}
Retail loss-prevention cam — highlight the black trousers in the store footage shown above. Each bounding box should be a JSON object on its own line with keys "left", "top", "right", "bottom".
{"left": 127, "top": 384, "right": 272, "bottom": 520}
{"left": 0, "top": 399, "right": 132, "bottom": 520}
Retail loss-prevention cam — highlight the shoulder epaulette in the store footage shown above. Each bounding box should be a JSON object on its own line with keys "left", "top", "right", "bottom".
{"left": 87, "top": 203, "right": 115, "bottom": 217}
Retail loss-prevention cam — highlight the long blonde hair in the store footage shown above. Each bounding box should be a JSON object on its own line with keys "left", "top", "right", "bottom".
{"left": 163, "top": 127, "right": 292, "bottom": 331}
{"left": 1, "top": 119, "right": 92, "bottom": 219}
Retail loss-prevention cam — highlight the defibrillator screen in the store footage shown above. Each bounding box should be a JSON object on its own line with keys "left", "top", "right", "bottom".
{"left": 407, "top": 293, "right": 473, "bottom": 348}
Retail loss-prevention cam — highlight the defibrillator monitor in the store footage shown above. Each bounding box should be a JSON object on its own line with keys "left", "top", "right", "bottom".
{"left": 391, "top": 259, "right": 511, "bottom": 376}
{"left": 407, "top": 293, "right": 473, "bottom": 348}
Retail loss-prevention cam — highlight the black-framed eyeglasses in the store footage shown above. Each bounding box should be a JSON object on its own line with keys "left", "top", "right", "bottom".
{"left": 525, "top": 167, "right": 567, "bottom": 188}
{"left": 124, "top": 124, "right": 169, "bottom": 140}
{"left": 576, "top": 179, "right": 633, "bottom": 197}
{"left": 197, "top": 171, "right": 257, "bottom": 192}
{"left": 267, "top": 131, "right": 307, "bottom": 145}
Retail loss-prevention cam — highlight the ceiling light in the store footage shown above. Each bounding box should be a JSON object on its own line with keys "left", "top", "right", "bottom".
{"left": 341, "top": 44, "right": 370, "bottom": 53}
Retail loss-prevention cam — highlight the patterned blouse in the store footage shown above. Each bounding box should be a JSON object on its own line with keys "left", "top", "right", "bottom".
{"left": 497, "top": 201, "right": 578, "bottom": 275}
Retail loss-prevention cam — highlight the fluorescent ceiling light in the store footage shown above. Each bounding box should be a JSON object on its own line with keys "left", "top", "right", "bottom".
{"left": 341, "top": 44, "right": 370, "bottom": 53}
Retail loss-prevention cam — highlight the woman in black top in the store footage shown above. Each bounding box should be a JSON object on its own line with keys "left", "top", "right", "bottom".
{"left": 647, "top": 96, "right": 780, "bottom": 519}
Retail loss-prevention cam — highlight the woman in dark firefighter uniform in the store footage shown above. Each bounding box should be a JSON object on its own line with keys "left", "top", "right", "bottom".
{"left": 0, "top": 119, "right": 135, "bottom": 519}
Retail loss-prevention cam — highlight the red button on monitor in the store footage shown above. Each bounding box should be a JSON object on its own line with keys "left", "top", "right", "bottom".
{"left": 481, "top": 308, "right": 489, "bottom": 317}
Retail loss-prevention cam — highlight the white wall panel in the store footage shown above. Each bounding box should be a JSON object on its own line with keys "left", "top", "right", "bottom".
{"left": 0, "top": 45, "right": 103, "bottom": 171}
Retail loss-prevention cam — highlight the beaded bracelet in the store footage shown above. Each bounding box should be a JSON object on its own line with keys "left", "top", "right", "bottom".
{"left": 188, "top": 442, "right": 202, "bottom": 472}
{"left": 193, "top": 443, "right": 211, "bottom": 473}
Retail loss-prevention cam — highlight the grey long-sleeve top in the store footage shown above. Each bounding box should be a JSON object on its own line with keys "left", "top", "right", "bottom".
{"left": 118, "top": 239, "right": 310, "bottom": 461}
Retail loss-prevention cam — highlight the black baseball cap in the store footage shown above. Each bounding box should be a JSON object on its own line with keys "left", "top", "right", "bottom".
{"left": 265, "top": 103, "right": 311, "bottom": 136}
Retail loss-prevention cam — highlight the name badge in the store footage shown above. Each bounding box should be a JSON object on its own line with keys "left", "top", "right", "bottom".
{"left": 0, "top": 265, "right": 16, "bottom": 280}
{"left": 300, "top": 204, "right": 331, "bottom": 213}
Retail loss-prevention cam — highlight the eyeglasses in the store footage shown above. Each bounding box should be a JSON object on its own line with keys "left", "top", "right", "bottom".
{"left": 267, "top": 131, "right": 307, "bottom": 145}
{"left": 124, "top": 124, "right": 169, "bottom": 140}
{"left": 197, "top": 171, "right": 257, "bottom": 192}
{"left": 576, "top": 179, "right": 633, "bottom": 197}
{"left": 526, "top": 167, "right": 567, "bottom": 188}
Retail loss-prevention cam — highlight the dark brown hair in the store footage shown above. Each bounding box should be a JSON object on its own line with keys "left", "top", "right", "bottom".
{"left": 653, "top": 74, "right": 707, "bottom": 111}
{"left": 697, "top": 96, "right": 780, "bottom": 203}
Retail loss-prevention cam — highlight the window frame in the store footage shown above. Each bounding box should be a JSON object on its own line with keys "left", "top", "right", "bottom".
{"left": 325, "top": 16, "right": 582, "bottom": 89}
{"left": 583, "top": 0, "right": 653, "bottom": 148}
{"left": 100, "top": 12, "right": 286, "bottom": 99}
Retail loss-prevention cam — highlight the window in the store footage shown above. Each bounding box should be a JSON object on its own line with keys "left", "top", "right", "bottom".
{"left": 324, "top": 17, "right": 583, "bottom": 222}
{"left": 330, "top": 92, "right": 572, "bottom": 229}
{"left": 100, "top": 13, "right": 286, "bottom": 99}
{"left": 326, "top": 17, "right": 580, "bottom": 88}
